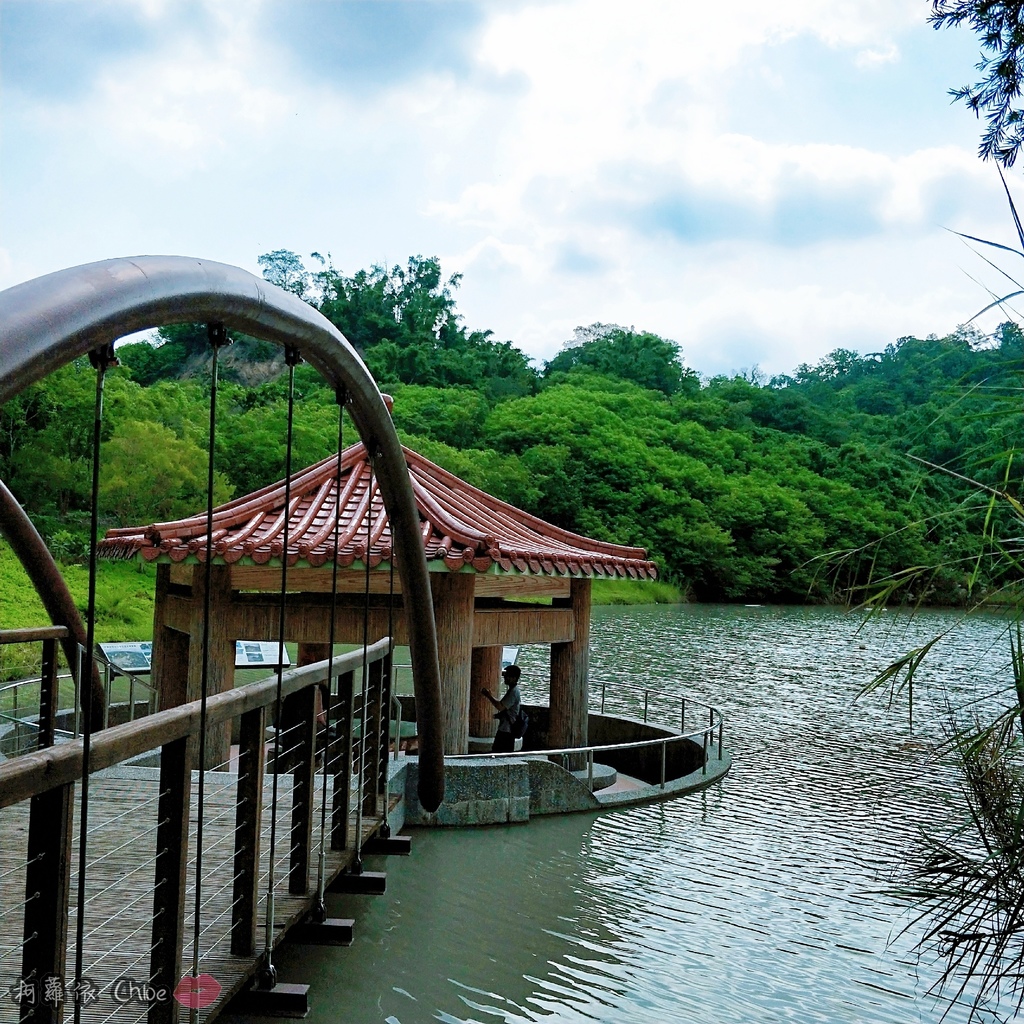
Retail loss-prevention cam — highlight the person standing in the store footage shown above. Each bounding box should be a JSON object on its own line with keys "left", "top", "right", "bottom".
{"left": 481, "top": 664, "right": 522, "bottom": 753}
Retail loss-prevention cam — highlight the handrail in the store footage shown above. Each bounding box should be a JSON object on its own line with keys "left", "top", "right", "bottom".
{"left": 0, "top": 637, "right": 391, "bottom": 810}
{"left": 0, "top": 625, "right": 68, "bottom": 644}
{"left": 445, "top": 695, "right": 724, "bottom": 790}
{"left": 446, "top": 720, "right": 720, "bottom": 761}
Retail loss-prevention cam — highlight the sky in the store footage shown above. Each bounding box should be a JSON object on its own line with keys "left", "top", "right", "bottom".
{"left": 0, "top": 0, "right": 1018, "bottom": 378}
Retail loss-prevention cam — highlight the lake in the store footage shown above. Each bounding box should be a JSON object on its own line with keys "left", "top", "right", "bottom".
{"left": 262, "top": 603, "right": 1015, "bottom": 1024}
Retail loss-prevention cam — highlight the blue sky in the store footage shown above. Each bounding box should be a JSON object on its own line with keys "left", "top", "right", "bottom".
{"left": 0, "top": 0, "right": 1016, "bottom": 377}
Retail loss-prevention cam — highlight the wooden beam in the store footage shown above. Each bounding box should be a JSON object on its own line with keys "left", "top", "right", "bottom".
{"left": 472, "top": 606, "right": 574, "bottom": 647}
{"left": 204, "top": 595, "right": 406, "bottom": 647}
{"left": 472, "top": 575, "right": 571, "bottom": 600}
{"left": 231, "top": 565, "right": 405, "bottom": 595}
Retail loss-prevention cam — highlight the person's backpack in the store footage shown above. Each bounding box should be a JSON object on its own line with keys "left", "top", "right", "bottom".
{"left": 510, "top": 707, "right": 529, "bottom": 739}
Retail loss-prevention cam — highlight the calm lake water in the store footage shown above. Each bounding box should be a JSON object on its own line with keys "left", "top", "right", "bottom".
{"left": 264, "top": 603, "right": 1017, "bottom": 1024}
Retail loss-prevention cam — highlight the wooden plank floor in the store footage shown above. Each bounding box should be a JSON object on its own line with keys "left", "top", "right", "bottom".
{"left": 0, "top": 765, "right": 382, "bottom": 1024}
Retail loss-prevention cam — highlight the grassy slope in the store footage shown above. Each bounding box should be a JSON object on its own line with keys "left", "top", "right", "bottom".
{"left": 590, "top": 578, "right": 682, "bottom": 604}
{"left": 0, "top": 541, "right": 157, "bottom": 640}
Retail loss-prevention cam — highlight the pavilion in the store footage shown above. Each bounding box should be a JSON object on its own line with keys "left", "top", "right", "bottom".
{"left": 99, "top": 441, "right": 658, "bottom": 760}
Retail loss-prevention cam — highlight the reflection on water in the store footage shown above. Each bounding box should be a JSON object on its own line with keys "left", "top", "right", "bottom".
{"left": 265, "top": 604, "right": 1014, "bottom": 1023}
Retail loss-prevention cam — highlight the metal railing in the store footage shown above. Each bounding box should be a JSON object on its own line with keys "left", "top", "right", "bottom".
{"left": 447, "top": 689, "right": 724, "bottom": 791}
{"left": 98, "top": 661, "right": 158, "bottom": 729}
{"left": 0, "top": 653, "right": 159, "bottom": 754}
{"left": 0, "top": 629, "right": 395, "bottom": 1024}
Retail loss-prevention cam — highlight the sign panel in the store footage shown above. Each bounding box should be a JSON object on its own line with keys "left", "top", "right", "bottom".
{"left": 99, "top": 641, "right": 152, "bottom": 673}
{"left": 234, "top": 641, "right": 291, "bottom": 668}
{"left": 97, "top": 640, "right": 291, "bottom": 674}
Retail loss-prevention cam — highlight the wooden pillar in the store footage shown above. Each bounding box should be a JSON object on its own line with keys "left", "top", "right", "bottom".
{"left": 331, "top": 669, "right": 354, "bottom": 850}
{"left": 287, "top": 686, "right": 317, "bottom": 895}
{"left": 151, "top": 563, "right": 189, "bottom": 709}
{"left": 549, "top": 577, "right": 591, "bottom": 757}
{"left": 150, "top": 737, "right": 191, "bottom": 1024}
{"left": 469, "top": 646, "right": 502, "bottom": 738}
{"left": 430, "top": 572, "right": 475, "bottom": 755}
{"left": 21, "top": 642, "right": 72, "bottom": 1024}
{"left": 231, "top": 707, "right": 264, "bottom": 956}
{"left": 187, "top": 564, "right": 234, "bottom": 769}
{"left": 297, "top": 642, "right": 331, "bottom": 668}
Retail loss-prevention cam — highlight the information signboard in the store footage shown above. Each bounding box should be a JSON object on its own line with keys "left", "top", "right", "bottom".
{"left": 97, "top": 640, "right": 291, "bottom": 674}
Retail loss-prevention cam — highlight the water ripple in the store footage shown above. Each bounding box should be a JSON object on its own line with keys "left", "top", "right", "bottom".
{"left": 253, "top": 604, "right": 1013, "bottom": 1024}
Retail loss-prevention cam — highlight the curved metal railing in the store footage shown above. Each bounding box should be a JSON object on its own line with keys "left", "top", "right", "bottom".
{"left": 446, "top": 689, "right": 725, "bottom": 792}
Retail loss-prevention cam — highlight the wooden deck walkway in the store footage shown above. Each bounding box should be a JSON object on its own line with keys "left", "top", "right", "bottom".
{"left": 0, "top": 764, "right": 383, "bottom": 1024}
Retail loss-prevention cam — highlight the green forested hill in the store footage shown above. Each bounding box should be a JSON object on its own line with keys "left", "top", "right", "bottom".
{"left": 2, "top": 251, "right": 1020, "bottom": 606}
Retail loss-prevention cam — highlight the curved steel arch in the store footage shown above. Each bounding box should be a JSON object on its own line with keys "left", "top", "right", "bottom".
{"left": 0, "top": 255, "right": 445, "bottom": 811}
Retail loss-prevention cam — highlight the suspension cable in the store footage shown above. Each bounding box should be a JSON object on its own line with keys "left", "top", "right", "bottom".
{"left": 354, "top": 452, "right": 373, "bottom": 872}
{"left": 73, "top": 342, "right": 116, "bottom": 1024}
{"left": 187, "top": 323, "right": 228, "bottom": 1023}
{"left": 260, "top": 346, "right": 300, "bottom": 989}
{"left": 314, "top": 389, "right": 346, "bottom": 920}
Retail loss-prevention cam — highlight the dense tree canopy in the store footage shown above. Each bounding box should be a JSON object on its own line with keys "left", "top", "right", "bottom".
{"left": 2, "top": 250, "right": 1019, "bottom": 605}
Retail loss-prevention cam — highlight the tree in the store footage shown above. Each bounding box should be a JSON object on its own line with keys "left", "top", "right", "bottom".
{"left": 931, "top": 1, "right": 1024, "bottom": 165}
{"left": 544, "top": 324, "right": 697, "bottom": 396}
{"left": 100, "top": 420, "right": 233, "bottom": 524}
{"left": 258, "top": 249, "right": 311, "bottom": 298}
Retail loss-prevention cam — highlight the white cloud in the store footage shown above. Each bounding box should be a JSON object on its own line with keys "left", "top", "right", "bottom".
{"left": 0, "top": 0, "right": 1004, "bottom": 379}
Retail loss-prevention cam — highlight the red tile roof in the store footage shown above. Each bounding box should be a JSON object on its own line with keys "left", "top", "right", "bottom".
{"left": 99, "top": 444, "right": 658, "bottom": 580}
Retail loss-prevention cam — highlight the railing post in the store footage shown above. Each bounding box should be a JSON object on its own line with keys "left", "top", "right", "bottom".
{"left": 718, "top": 715, "right": 723, "bottom": 760}
{"left": 588, "top": 749, "right": 594, "bottom": 792}
{"left": 643, "top": 691, "right": 649, "bottom": 723}
{"left": 660, "top": 740, "right": 666, "bottom": 790}
{"left": 37, "top": 637, "right": 58, "bottom": 748}
{"left": 287, "top": 685, "right": 318, "bottom": 895}
{"left": 392, "top": 695, "right": 402, "bottom": 763}
{"left": 150, "top": 736, "right": 191, "bottom": 1024}
{"left": 232, "top": 707, "right": 265, "bottom": 956}
{"left": 21, "top": 637, "right": 72, "bottom": 1024}
{"left": 377, "top": 650, "right": 394, "bottom": 814}
{"left": 702, "top": 731, "right": 708, "bottom": 776}
{"left": 103, "top": 662, "right": 111, "bottom": 729}
{"left": 331, "top": 669, "right": 354, "bottom": 850}
{"left": 362, "top": 658, "right": 384, "bottom": 818}
{"left": 600, "top": 679, "right": 606, "bottom": 715}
